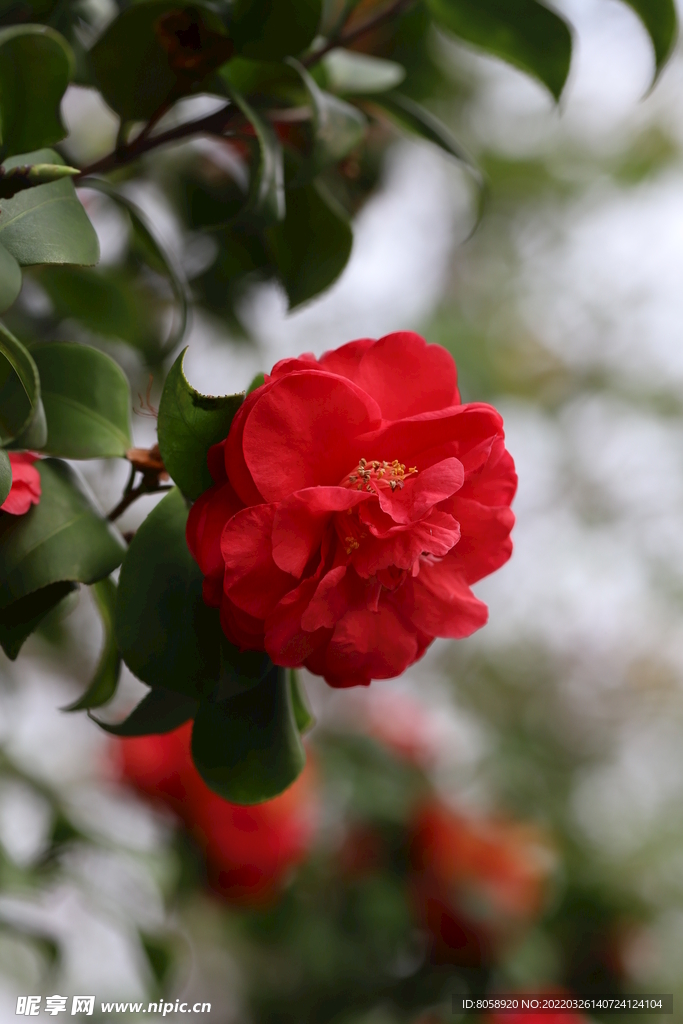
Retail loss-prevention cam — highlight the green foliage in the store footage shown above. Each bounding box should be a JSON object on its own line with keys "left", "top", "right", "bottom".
{"left": 230, "top": 0, "right": 323, "bottom": 60}
{"left": 290, "top": 59, "right": 366, "bottom": 179}
{"left": 0, "top": 579, "right": 75, "bottom": 659}
{"left": 290, "top": 670, "right": 315, "bottom": 733}
{"left": 0, "top": 25, "right": 73, "bottom": 158}
{"left": 0, "top": 321, "right": 39, "bottom": 445}
{"left": 157, "top": 348, "right": 243, "bottom": 500}
{"left": 114, "top": 488, "right": 220, "bottom": 697}
{"left": 0, "top": 458, "right": 125, "bottom": 608}
{"left": 92, "top": 686, "right": 198, "bottom": 736}
{"left": 0, "top": 149, "right": 99, "bottom": 267}
{"left": 33, "top": 342, "right": 132, "bottom": 458}
{"left": 0, "top": 240, "right": 21, "bottom": 313}
{"left": 366, "top": 91, "right": 474, "bottom": 169}
{"left": 63, "top": 577, "right": 121, "bottom": 711}
{"left": 191, "top": 664, "right": 306, "bottom": 803}
{"left": 620, "top": 0, "right": 677, "bottom": 79}
{"left": 229, "top": 90, "right": 285, "bottom": 227}
{"left": 427, "top": 0, "right": 572, "bottom": 100}
{"left": 321, "top": 50, "right": 406, "bottom": 95}
{"left": 88, "top": 0, "right": 231, "bottom": 121}
{"left": 267, "top": 180, "right": 352, "bottom": 308}
{"left": 0, "top": 446, "right": 9, "bottom": 503}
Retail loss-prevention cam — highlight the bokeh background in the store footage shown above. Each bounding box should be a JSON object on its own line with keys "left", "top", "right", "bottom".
{"left": 3, "top": 0, "right": 683, "bottom": 1019}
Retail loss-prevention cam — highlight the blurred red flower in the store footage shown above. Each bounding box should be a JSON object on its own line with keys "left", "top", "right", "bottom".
{"left": 1, "top": 453, "right": 41, "bottom": 515}
{"left": 187, "top": 332, "right": 516, "bottom": 687}
{"left": 409, "top": 801, "right": 554, "bottom": 966}
{"left": 117, "top": 722, "right": 318, "bottom": 906}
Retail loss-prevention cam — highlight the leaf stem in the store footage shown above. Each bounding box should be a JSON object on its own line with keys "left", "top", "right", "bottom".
{"left": 302, "top": 0, "right": 417, "bottom": 68}
{"left": 107, "top": 480, "right": 173, "bottom": 522}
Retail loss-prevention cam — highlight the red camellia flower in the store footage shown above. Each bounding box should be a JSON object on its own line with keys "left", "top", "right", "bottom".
{"left": 117, "top": 723, "right": 318, "bottom": 906}
{"left": 187, "top": 332, "right": 516, "bottom": 687}
{"left": 1, "top": 453, "right": 41, "bottom": 515}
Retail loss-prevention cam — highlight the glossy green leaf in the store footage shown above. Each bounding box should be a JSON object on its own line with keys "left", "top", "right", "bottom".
{"left": 322, "top": 49, "right": 406, "bottom": 94}
{"left": 91, "top": 687, "right": 198, "bottom": 736}
{"left": 267, "top": 180, "right": 352, "bottom": 308}
{"left": 0, "top": 162, "right": 79, "bottom": 200}
{"left": 32, "top": 342, "right": 132, "bottom": 459}
{"left": 0, "top": 322, "right": 39, "bottom": 447}
{"left": 0, "top": 149, "right": 99, "bottom": 267}
{"left": 9, "top": 397, "right": 47, "bottom": 451}
{"left": 0, "top": 580, "right": 76, "bottom": 660}
{"left": 290, "top": 669, "right": 315, "bottom": 733}
{"left": 216, "top": 639, "right": 273, "bottom": 699}
{"left": 115, "top": 488, "right": 220, "bottom": 696}
{"left": 231, "top": 0, "right": 323, "bottom": 60}
{"left": 620, "top": 0, "right": 677, "bottom": 79}
{"left": 289, "top": 59, "right": 366, "bottom": 177}
{"left": 0, "top": 242, "right": 21, "bottom": 313}
{"left": 0, "top": 448, "right": 9, "bottom": 505}
{"left": 191, "top": 665, "right": 306, "bottom": 804}
{"left": 427, "top": 0, "right": 572, "bottom": 100}
{"left": 0, "top": 458, "right": 125, "bottom": 609}
{"left": 230, "top": 90, "right": 285, "bottom": 227}
{"left": 63, "top": 578, "right": 121, "bottom": 711}
{"left": 0, "top": 25, "right": 74, "bottom": 158}
{"left": 157, "top": 348, "right": 243, "bottom": 500}
{"left": 78, "top": 180, "right": 189, "bottom": 357}
{"left": 88, "top": 0, "right": 231, "bottom": 122}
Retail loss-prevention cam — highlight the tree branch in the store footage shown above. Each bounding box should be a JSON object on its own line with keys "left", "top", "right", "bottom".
{"left": 302, "top": 0, "right": 417, "bottom": 68}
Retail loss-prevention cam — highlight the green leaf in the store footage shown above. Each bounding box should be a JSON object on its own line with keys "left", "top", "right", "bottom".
{"left": 427, "top": 0, "right": 572, "bottom": 100}
{"left": 0, "top": 580, "right": 76, "bottom": 660}
{"left": 0, "top": 162, "right": 79, "bottom": 200}
{"left": 619, "top": 0, "right": 677, "bottom": 80}
{"left": 0, "top": 448, "right": 9, "bottom": 505}
{"left": 289, "top": 59, "right": 366, "bottom": 177}
{"left": 191, "top": 665, "right": 306, "bottom": 804}
{"left": 88, "top": 0, "right": 232, "bottom": 122}
{"left": 216, "top": 638, "right": 273, "bottom": 698}
{"left": 78, "top": 180, "right": 189, "bottom": 357}
{"left": 32, "top": 342, "right": 132, "bottom": 459}
{"left": 157, "top": 348, "right": 243, "bottom": 500}
{"left": 364, "top": 91, "right": 476, "bottom": 169}
{"left": 0, "top": 242, "right": 21, "bottom": 313}
{"left": 230, "top": 90, "right": 285, "bottom": 227}
{"left": 0, "top": 149, "right": 99, "bottom": 267}
{"left": 115, "top": 487, "right": 221, "bottom": 697}
{"left": 63, "top": 578, "right": 121, "bottom": 711}
{"left": 290, "top": 669, "right": 315, "bottom": 733}
{"left": 0, "top": 458, "right": 125, "bottom": 609}
{"left": 91, "top": 687, "right": 198, "bottom": 736}
{"left": 246, "top": 371, "right": 265, "bottom": 394}
{"left": 231, "top": 0, "right": 323, "bottom": 60}
{"left": 9, "top": 396, "right": 47, "bottom": 451}
{"left": 0, "top": 321, "right": 40, "bottom": 447}
{"left": 0, "top": 26, "right": 74, "bottom": 158}
{"left": 267, "top": 180, "right": 352, "bottom": 308}
{"left": 322, "top": 49, "right": 406, "bottom": 94}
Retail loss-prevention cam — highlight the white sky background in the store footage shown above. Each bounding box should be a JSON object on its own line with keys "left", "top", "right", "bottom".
{"left": 7, "top": 0, "right": 683, "bottom": 1008}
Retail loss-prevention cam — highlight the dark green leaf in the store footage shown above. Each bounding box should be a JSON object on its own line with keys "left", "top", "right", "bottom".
{"left": 619, "top": 0, "right": 677, "bottom": 79}
{"left": 157, "top": 348, "right": 243, "bottom": 500}
{"left": 267, "top": 180, "right": 352, "bottom": 308}
{"left": 191, "top": 665, "right": 306, "bottom": 804}
{"left": 88, "top": 0, "right": 232, "bottom": 122}
{"left": 0, "top": 162, "right": 79, "bottom": 200}
{"left": 0, "top": 149, "right": 99, "bottom": 267}
{"left": 32, "top": 342, "right": 132, "bottom": 459}
{"left": 114, "top": 487, "right": 220, "bottom": 696}
{"left": 91, "top": 687, "right": 198, "bottom": 736}
{"left": 364, "top": 91, "right": 476, "bottom": 169}
{"left": 322, "top": 50, "right": 406, "bottom": 94}
{"left": 215, "top": 638, "right": 273, "bottom": 698}
{"left": 0, "top": 448, "right": 9, "bottom": 505}
{"left": 0, "top": 580, "right": 76, "bottom": 660}
{"left": 0, "top": 458, "right": 125, "bottom": 608}
{"left": 289, "top": 59, "right": 366, "bottom": 178}
{"left": 0, "top": 242, "right": 21, "bottom": 313}
{"left": 63, "top": 578, "right": 121, "bottom": 711}
{"left": 229, "top": 90, "right": 285, "bottom": 226}
{"left": 290, "top": 669, "right": 315, "bottom": 733}
{"left": 78, "top": 180, "right": 189, "bottom": 357}
{"left": 427, "top": 0, "right": 572, "bottom": 100}
{"left": 0, "top": 25, "right": 74, "bottom": 158}
{"left": 231, "top": 0, "right": 323, "bottom": 60}
{"left": 9, "top": 396, "right": 47, "bottom": 451}
{"left": 0, "top": 321, "right": 39, "bottom": 446}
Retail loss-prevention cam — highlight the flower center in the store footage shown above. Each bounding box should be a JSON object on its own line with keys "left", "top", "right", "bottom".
{"left": 340, "top": 458, "right": 418, "bottom": 494}
{"left": 338, "top": 458, "right": 418, "bottom": 556}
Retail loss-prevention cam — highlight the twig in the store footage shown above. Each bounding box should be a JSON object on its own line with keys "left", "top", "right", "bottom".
{"left": 302, "top": 0, "right": 416, "bottom": 68}
{"left": 107, "top": 481, "right": 173, "bottom": 522}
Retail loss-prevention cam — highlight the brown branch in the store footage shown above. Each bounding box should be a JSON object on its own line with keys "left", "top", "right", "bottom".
{"left": 302, "top": 0, "right": 417, "bottom": 68}
{"left": 107, "top": 445, "right": 172, "bottom": 522}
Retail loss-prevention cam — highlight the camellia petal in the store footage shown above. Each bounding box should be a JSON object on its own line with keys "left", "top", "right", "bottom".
{"left": 1, "top": 453, "right": 41, "bottom": 516}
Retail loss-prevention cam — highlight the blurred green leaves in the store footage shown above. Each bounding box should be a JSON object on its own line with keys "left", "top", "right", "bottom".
{"left": 230, "top": 0, "right": 322, "bottom": 60}
{"left": 0, "top": 321, "right": 40, "bottom": 446}
{"left": 0, "top": 448, "right": 9, "bottom": 504}
{"left": 33, "top": 342, "right": 132, "bottom": 458}
{"left": 620, "top": 0, "right": 677, "bottom": 80}
{"left": 157, "top": 348, "right": 243, "bottom": 500}
{"left": 63, "top": 577, "right": 121, "bottom": 711}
